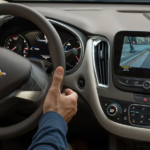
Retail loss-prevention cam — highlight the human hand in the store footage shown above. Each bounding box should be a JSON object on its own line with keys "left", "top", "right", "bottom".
{"left": 43, "top": 66, "right": 78, "bottom": 123}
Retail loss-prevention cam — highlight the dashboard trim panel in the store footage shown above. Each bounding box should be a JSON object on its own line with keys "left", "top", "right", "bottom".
{"left": 3, "top": 8, "right": 150, "bottom": 142}
{"left": 20, "top": 3, "right": 150, "bottom": 142}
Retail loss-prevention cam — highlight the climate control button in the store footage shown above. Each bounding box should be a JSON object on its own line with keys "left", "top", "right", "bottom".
{"left": 107, "top": 104, "right": 119, "bottom": 117}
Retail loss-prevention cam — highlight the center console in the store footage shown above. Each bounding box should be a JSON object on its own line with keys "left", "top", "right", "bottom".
{"left": 107, "top": 31, "right": 150, "bottom": 128}
{"left": 100, "top": 96, "right": 150, "bottom": 128}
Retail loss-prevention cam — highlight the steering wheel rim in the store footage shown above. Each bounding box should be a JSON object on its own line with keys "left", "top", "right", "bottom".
{"left": 0, "top": 3, "right": 66, "bottom": 139}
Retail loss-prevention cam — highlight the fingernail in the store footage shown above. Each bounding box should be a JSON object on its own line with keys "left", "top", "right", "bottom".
{"left": 56, "top": 67, "right": 63, "bottom": 75}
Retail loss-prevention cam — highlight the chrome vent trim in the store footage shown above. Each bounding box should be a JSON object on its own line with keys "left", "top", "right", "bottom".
{"left": 91, "top": 36, "right": 110, "bottom": 88}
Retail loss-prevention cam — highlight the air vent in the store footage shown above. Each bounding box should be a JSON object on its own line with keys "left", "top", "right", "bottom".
{"left": 92, "top": 37, "right": 109, "bottom": 88}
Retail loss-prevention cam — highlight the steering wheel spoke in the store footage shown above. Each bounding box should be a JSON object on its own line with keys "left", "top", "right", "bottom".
{"left": 0, "top": 62, "right": 51, "bottom": 118}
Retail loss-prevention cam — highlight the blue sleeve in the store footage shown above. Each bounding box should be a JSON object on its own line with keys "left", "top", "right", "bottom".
{"left": 28, "top": 111, "right": 68, "bottom": 150}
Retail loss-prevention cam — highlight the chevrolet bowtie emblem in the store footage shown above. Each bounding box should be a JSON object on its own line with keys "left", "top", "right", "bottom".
{"left": 0, "top": 69, "right": 6, "bottom": 76}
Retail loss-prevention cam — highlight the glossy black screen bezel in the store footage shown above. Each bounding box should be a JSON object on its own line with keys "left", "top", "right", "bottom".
{"left": 113, "top": 31, "right": 150, "bottom": 78}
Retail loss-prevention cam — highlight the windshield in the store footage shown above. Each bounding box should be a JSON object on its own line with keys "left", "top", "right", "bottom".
{"left": 5, "top": 0, "right": 150, "bottom": 3}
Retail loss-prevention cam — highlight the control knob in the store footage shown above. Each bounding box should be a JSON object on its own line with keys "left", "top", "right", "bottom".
{"left": 107, "top": 104, "right": 119, "bottom": 117}
{"left": 143, "top": 81, "right": 150, "bottom": 90}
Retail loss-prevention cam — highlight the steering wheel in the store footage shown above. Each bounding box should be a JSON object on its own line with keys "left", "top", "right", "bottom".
{"left": 0, "top": 3, "right": 66, "bottom": 139}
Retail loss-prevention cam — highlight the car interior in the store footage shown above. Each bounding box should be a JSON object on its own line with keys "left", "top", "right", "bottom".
{"left": 1, "top": 0, "right": 150, "bottom": 150}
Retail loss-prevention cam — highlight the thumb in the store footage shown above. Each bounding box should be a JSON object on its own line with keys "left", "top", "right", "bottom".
{"left": 51, "top": 66, "right": 64, "bottom": 90}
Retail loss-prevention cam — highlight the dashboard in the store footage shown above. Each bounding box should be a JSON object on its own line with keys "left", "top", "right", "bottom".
{"left": 2, "top": 2, "right": 150, "bottom": 146}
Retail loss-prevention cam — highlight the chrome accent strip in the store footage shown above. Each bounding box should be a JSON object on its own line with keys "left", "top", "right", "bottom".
{"left": 47, "top": 19, "right": 85, "bottom": 75}
{"left": 16, "top": 91, "right": 41, "bottom": 101}
{"left": 91, "top": 36, "right": 110, "bottom": 88}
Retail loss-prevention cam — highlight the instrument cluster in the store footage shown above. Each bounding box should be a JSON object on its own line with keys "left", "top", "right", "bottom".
{"left": 4, "top": 31, "right": 82, "bottom": 72}
{"left": 0, "top": 17, "right": 85, "bottom": 73}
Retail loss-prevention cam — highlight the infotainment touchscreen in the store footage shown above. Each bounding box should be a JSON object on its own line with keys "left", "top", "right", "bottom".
{"left": 113, "top": 31, "right": 150, "bottom": 78}
{"left": 119, "top": 36, "right": 150, "bottom": 69}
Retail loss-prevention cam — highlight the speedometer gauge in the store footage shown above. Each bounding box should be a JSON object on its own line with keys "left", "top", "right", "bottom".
{"left": 64, "top": 38, "right": 81, "bottom": 71}
{"left": 4, "top": 34, "right": 29, "bottom": 57}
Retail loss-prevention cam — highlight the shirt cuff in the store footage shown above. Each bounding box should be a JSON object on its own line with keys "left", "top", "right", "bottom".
{"left": 39, "top": 111, "right": 68, "bottom": 135}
